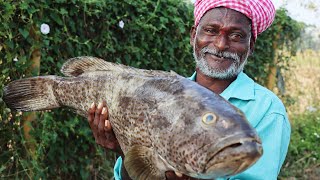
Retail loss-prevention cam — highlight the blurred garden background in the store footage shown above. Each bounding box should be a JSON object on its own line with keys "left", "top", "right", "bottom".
{"left": 0, "top": 0, "right": 319, "bottom": 179}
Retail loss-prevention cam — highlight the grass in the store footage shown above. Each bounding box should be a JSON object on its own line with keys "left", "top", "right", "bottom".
{"left": 278, "top": 49, "right": 320, "bottom": 179}
{"left": 285, "top": 50, "right": 320, "bottom": 115}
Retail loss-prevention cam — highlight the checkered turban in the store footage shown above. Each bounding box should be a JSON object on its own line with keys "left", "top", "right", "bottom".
{"left": 194, "top": 0, "right": 275, "bottom": 40}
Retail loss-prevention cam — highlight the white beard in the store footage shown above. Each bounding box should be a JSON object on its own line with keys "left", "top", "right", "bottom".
{"left": 193, "top": 40, "right": 250, "bottom": 80}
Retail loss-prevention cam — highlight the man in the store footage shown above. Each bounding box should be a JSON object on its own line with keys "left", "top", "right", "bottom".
{"left": 88, "top": 0, "right": 291, "bottom": 179}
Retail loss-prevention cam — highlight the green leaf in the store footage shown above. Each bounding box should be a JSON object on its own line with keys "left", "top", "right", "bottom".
{"left": 60, "top": 8, "right": 68, "bottom": 15}
{"left": 50, "top": 13, "right": 63, "bottom": 25}
{"left": 2, "top": 68, "right": 9, "bottom": 74}
{"left": 19, "top": 28, "right": 29, "bottom": 39}
{"left": 0, "top": 165, "right": 5, "bottom": 173}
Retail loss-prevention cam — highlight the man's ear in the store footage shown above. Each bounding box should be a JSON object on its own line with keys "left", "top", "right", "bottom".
{"left": 249, "top": 36, "right": 255, "bottom": 55}
{"left": 190, "top": 25, "right": 197, "bottom": 46}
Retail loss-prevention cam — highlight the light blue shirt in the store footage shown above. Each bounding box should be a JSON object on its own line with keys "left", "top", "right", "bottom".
{"left": 114, "top": 72, "right": 291, "bottom": 180}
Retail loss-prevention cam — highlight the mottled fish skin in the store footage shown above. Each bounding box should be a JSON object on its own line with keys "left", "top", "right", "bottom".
{"left": 3, "top": 56, "right": 263, "bottom": 180}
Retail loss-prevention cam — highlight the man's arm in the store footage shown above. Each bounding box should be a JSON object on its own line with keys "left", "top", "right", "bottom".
{"left": 229, "top": 113, "right": 291, "bottom": 180}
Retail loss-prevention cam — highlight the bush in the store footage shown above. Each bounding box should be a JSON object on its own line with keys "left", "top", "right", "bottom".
{"left": 246, "top": 8, "right": 303, "bottom": 85}
{"left": 279, "top": 110, "right": 320, "bottom": 179}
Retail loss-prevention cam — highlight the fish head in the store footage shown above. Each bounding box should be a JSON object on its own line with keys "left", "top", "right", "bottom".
{"left": 155, "top": 78, "right": 263, "bottom": 179}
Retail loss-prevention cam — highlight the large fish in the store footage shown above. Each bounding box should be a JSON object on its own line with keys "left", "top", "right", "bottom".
{"left": 3, "top": 56, "right": 262, "bottom": 180}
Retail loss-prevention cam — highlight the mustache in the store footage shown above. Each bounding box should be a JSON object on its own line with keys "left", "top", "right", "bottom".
{"left": 201, "top": 47, "right": 240, "bottom": 62}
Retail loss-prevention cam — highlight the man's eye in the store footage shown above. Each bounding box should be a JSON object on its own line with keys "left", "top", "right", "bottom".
{"left": 204, "top": 28, "right": 217, "bottom": 34}
{"left": 230, "top": 33, "right": 243, "bottom": 41}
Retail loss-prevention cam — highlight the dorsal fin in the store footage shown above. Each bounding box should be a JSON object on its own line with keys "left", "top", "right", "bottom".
{"left": 61, "top": 56, "right": 127, "bottom": 77}
{"left": 61, "top": 56, "right": 180, "bottom": 78}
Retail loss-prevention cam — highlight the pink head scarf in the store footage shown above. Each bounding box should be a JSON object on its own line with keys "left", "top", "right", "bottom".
{"left": 194, "top": 0, "right": 275, "bottom": 40}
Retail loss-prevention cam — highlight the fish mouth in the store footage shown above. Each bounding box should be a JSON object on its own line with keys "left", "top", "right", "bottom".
{"left": 203, "top": 132, "right": 263, "bottom": 177}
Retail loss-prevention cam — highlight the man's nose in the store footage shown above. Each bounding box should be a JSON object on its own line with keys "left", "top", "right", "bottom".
{"left": 213, "top": 35, "right": 230, "bottom": 51}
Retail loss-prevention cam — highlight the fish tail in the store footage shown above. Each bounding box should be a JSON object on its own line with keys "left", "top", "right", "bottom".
{"left": 3, "top": 76, "right": 61, "bottom": 111}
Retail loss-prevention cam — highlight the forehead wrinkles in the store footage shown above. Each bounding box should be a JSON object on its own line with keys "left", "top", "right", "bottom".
{"left": 198, "top": 8, "right": 252, "bottom": 32}
{"left": 218, "top": 7, "right": 229, "bottom": 18}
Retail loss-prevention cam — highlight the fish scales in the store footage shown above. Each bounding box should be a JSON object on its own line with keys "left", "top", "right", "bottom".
{"left": 3, "top": 56, "right": 263, "bottom": 180}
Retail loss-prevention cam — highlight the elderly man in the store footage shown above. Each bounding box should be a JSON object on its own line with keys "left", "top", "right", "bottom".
{"left": 88, "top": 0, "right": 291, "bottom": 179}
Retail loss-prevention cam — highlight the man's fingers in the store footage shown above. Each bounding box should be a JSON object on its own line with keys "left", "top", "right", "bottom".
{"left": 98, "top": 107, "right": 108, "bottom": 134}
{"left": 165, "top": 171, "right": 177, "bottom": 180}
{"left": 106, "top": 141, "right": 117, "bottom": 150}
{"left": 104, "top": 118, "right": 112, "bottom": 132}
{"left": 87, "top": 100, "right": 122, "bottom": 153}
{"left": 94, "top": 102, "right": 103, "bottom": 126}
{"left": 88, "top": 102, "right": 96, "bottom": 123}
{"left": 175, "top": 172, "right": 183, "bottom": 178}
{"left": 101, "top": 107, "right": 108, "bottom": 121}
{"left": 101, "top": 100, "right": 108, "bottom": 126}
{"left": 104, "top": 120, "right": 117, "bottom": 142}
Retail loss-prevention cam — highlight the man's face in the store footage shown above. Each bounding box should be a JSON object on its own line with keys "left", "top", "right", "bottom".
{"left": 190, "top": 8, "right": 254, "bottom": 79}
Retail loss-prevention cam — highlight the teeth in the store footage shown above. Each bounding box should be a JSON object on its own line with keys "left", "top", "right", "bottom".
{"left": 208, "top": 53, "right": 226, "bottom": 60}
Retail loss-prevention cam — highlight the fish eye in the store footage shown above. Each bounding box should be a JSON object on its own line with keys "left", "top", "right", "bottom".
{"left": 202, "top": 113, "right": 217, "bottom": 125}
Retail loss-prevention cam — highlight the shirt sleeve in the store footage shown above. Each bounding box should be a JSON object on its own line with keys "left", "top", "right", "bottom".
{"left": 114, "top": 156, "right": 123, "bottom": 180}
{"left": 229, "top": 113, "right": 291, "bottom": 180}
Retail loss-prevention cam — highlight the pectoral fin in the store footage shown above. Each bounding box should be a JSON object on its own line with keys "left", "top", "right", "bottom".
{"left": 124, "top": 145, "right": 166, "bottom": 180}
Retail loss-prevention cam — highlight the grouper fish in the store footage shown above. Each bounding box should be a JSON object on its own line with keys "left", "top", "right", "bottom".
{"left": 3, "top": 56, "right": 262, "bottom": 180}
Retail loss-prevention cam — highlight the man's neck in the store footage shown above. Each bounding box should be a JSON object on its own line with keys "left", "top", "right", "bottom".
{"left": 195, "top": 69, "right": 237, "bottom": 94}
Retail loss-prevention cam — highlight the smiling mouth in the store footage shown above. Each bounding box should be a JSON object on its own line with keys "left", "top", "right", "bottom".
{"left": 206, "top": 53, "right": 234, "bottom": 62}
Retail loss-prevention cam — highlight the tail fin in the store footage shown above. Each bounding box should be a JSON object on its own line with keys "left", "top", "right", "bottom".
{"left": 3, "top": 76, "right": 61, "bottom": 112}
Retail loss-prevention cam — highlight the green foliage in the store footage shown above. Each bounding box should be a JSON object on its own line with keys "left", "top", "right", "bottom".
{"left": 0, "top": 0, "right": 304, "bottom": 179}
{"left": 0, "top": 110, "right": 114, "bottom": 179}
{"left": 279, "top": 110, "right": 320, "bottom": 179}
{"left": 246, "top": 8, "right": 304, "bottom": 85}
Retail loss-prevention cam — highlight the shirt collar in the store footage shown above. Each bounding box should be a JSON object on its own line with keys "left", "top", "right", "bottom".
{"left": 188, "top": 71, "right": 255, "bottom": 101}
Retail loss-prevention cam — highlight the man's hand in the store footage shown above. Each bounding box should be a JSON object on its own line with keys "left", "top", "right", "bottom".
{"left": 88, "top": 100, "right": 122, "bottom": 155}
